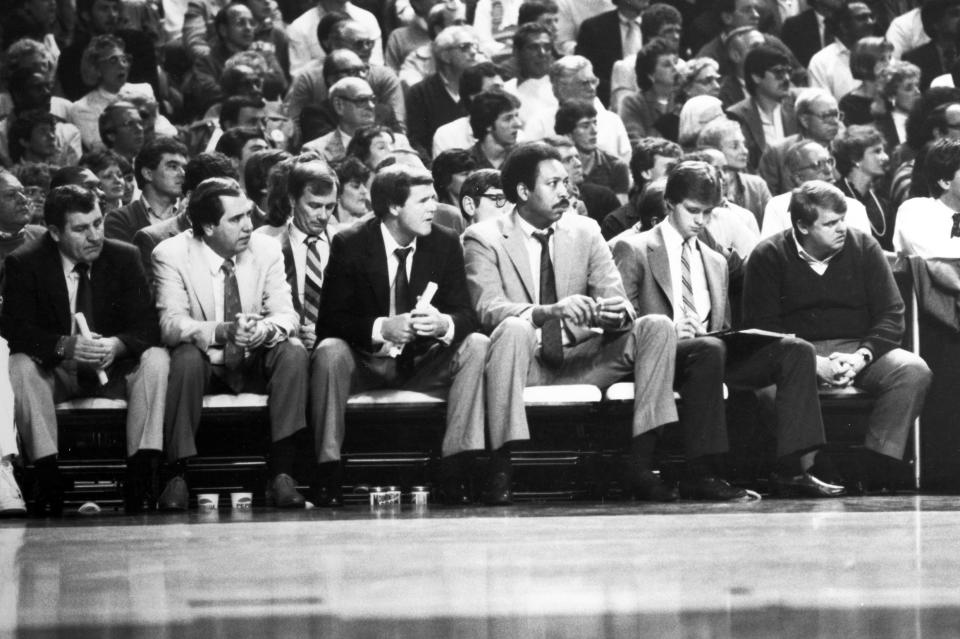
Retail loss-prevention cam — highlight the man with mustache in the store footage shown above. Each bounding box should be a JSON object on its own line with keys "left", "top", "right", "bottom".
{"left": 612, "top": 161, "right": 843, "bottom": 498}
{"left": 153, "top": 177, "right": 310, "bottom": 510}
{"left": 2, "top": 184, "right": 170, "bottom": 515}
{"left": 464, "top": 141, "right": 678, "bottom": 505}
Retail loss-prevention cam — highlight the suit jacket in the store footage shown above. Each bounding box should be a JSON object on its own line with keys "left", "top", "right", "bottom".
{"left": 718, "top": 75, "right": 747, "bottom": 110}
{"left": 254, "top": 221, "right": 337, "bottom": 321}
{"left": 132, "top": 212, "right": 192, "bottom": 278}
{"left": 462, "top": 209, "right": 636, "bottom": 343}
{"left": 903, "top": 42, "right": 943, "bottom": 91}
{"left": 406, "top": 73, "right": 466, "bottom": 157}
{"left": 317, "top": 217, "right": 477, "bottom": 353}
{"left": 609, "top": 224, "right": 730, "bottom": 332}
{"left": 781, "top": 9, "right": 823, "bottom": 68}
{"left": 0, "top": 235, "right": 160, "bottom": 367}
{"left": 152, "top": 230, "right": 298, "bottom": 350}
{"left": 757, "top": 133, "right": 804, "bottom": 197}
{"left": 726, "top": 96, "right": 798, "bottom": 172}
{"left": 574, "top": 9, "right": 622, "bottom": 107}
{"left": 302, "top": 129, "right": 347, "bottom": 164}
{"left": 105, "top": 200, "right": 151, "bottom": 245}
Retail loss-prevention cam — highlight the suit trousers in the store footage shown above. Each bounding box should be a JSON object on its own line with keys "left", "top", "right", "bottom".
{"left": 310, "top": 334, "right": 489, "bottom": 463}
{"left": 0, "top": 338, "right": 17, "bottom": 458}
{"left": 164, "top": 341, "right": 308, "bottom": 462}
{"left": 10, "top": 347, "right": 169, "bottom": 460}
{"left": 485, "top": 315, "right": 678, "bottom": 451}
{"left": 812, "top": 339, "right": 932, "bottom": 459}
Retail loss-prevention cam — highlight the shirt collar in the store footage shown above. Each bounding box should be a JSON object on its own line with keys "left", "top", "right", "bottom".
{"left": 0, "top": 227, "right": 25, "bottom": 241}
{"left": 59, "top": 251, "right": 80, "bottom": 280}
{"left": 791, "top": 229, "right": 840, "bottom": 266}
{"left": 659, "top": 218, "right": 696, "bottom": 250}
{"left": 201, "top": 239, "right": 233, "bottom": 277}
{"left": 618, "top": 11, "right": 641, "bottom": 26}
{"left": 380, "top": 222, "right": 417, "bottom": 256}
{"left": 516, "top": 211, "right": 561, "bottom": 240}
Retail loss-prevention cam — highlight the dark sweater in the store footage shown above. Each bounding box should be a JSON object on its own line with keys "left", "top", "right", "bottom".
{"left": 742, "top": 228, "right": 903, "bottom": 358}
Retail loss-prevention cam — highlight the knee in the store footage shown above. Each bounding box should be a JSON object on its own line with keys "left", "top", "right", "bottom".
{"left": 781, "top": 336, "right": 816, "bottom": 363}
{"left": 311, "top": 338, "right": 353, "bottom": 372}
{"left": 632, "top": 313, "right": 676, "bottom": 342}
{"left": 695, "top": 336, "right": 726, "bottom": 368}
{"left": 901, "top": 355, "right": 932, "bottom": 390}
{"left": 459, "top": 332, "right": 489, "bottom": 359}
{"left": 169, "top": 343, "right": 203, "bottom": 374}
{"left": 274, "top": 340, "right": 308, "bottom": 367}
{"left": 139, "top": 347, "right": 170, "bottom": 375}
{"left": 490, "top": 317, "right": 536, "bottom": 349}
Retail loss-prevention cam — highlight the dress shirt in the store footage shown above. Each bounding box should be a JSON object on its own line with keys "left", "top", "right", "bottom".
{"left": 758, "top": 103, "right": 785, "bottom": 149}
{"left": 793, "top": 229, "right": 839, "bottom": 275}
{"left": 760, "top": 191, "right": 873, "bottom": 238}
{"left": 370, "top": 224, "right": 454, "bottom": 355}
{"left": 660, "top": 220, "right": 711, "bottom": 331}
{"left": 432, "top": 117, "right": 474, "bottom": 157}
{"left": 59, "top": 253, "right": 83, "bottom": 335}
{"left": 808, "top": 42, "right": 861, "bottom": 101}
{"left": 288, "top": 222, "right": 330, "bottom": 309}
{"left": 556, "top": 0, "right": 615, "bottom": 55}
{"left": 893, "top": 197, "right": 960, "bottom": 258}
{"left": 286, "top": 3, "right": 383, "bottom": 77}
{"left": 704, "top": 201, "right": 761, "bottom": 259}
{"left": 199, "top": 241, "right": 232, "bottom": 365}
{"left": 815, "top": 11, "right": 827, "bottom": 47}
{"left": 141, "top": 194, "right": 179, "bottom": 226}
{"left": 504, "top": 75, "right": 557, "bottom": 134}
{"left": 619, "top": 13, "right": 643, "bottom": 60}
{"left": 69, "top": 83, "right": 155, "bottom": 150}
{"left": 885, "top": 8, "right": 928, "bottom": 59}
{"left": 892, "top": 110, "right": 908, "bottom": 144}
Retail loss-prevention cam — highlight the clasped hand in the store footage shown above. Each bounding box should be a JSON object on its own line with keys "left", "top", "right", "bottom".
{"left": 548, "top": 295, "right": 629, "bottom": 329}
{"left": 67, "top": 334, "right": 123, "bottom": 369}
{"left": 226, "top": 314, "right": 270, "bottom": 350}
{"left": 816, "top": 352, "right": 865, "bottom": 387}
{"left": 382, "top": 304, "right": 448, "bottom": 345}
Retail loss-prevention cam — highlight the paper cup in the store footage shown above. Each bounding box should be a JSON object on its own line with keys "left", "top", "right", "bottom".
{"left": 197, "top": 493, "right": 219, "bottom": 510}
{"left": 230, "top": 492, "right": 252, "bottom": 509}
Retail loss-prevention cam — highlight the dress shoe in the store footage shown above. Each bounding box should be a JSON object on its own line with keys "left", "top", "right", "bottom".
{"left": 313, "top": 462, "right": 344, "bottom": 507}
{"left": 32, "top": 460, "right": 64, "bottom": 517}
{"left": 439, "top": 479, "right": 472, "bottom": 505}
{"left": 483, "top": 470, "right": 513, "bottom": 506}
{"left": 0, "top": 461, "right": 26, "bottom": 517}
{"left": 623, "top": 467, "right": 679, "bottom": 502}
{"left": 265, "top": 473, "right": 306, "bottom": 508}
{"left": 123, "top": 453, "right": 160, "bottom": 514}
{"left": 158, "top": 476, "right": 189, "bottom": 511}
{"left": 438, "top": 452, "right": 476, "bottom": 506}
{"left": 769, "top": 471, "right": 846, "bottom": 498}
{"left": 314, "top": 485, "right": 344, "bottom": 508}
{"left": 679, "top": 476, "right": 751, "bottom": 501}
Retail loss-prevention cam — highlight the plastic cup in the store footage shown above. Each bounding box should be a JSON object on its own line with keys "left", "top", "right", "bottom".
{"left": 230, "top": 492, "right": 252, "bottom": 509}
{"left": 197, "top": 493, "right": 219, "bottom": 510}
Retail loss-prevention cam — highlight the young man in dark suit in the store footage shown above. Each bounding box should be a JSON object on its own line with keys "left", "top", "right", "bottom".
{"left": 311, "top": 165, "right": 488, "bottom": 506}
{"left": 575, "top": 0, "right": 649, "bottom": 107}
{"left": 2, "top": 185, "right": 170, "bottom": 515}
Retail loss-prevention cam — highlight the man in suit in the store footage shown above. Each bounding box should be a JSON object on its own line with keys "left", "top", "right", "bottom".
{"left": 153, "top": 178, "right": 310, "bottom": 510}
{"left": 696, "top": 0, "right": 799, "bottom": 77}
{"left": 311, "top": 165, "right": 488, "bottom": 506}
{"left": 781, "top": 0, "right": 843, "bottom": 68}
{"left": 464, "top": 141, "right": 678, "bottom": 505}
{"left": 726, "top": 43, "right": 799, "bottom": 172}
{"left": 255, "top": 158, "right": 339, "bottom": 350}
{"left": 611, "top": 161, "right": 845, "bottom": 498}
{"left": 105, "top": 137, "right": 188, "bottom": 244}
{"left": 2, "top": 185, "right": 169, "bottom": 515}
{"left": 575, "top": 0, "right": 649, "bottom": 107}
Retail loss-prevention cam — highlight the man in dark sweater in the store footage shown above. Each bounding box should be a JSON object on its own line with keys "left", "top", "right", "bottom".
{"left": 743, "top": 180, "right": 932, "bottom": 490}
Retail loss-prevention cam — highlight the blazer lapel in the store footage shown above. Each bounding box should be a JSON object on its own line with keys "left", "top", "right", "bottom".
{"left": 41, "top": 239, "right": 71, "bottom": 333}
{"left": 364, "top": 221, "right": 390, "bottom": 314}
{"left": 187, "top": 237, "right": 217, "bottom": 321}
{"left": 649, "top": 226, "right": 674, "bottom": 312}
{"left": 501, "top": 211, "right": 536, "bottom": 302}
{"left": 409, "top": 234, "right": 434, "bottom": 303}
{"left": 747, "top": 99, "right": 766, "bottom": 149}
{"left": 553, "top": 218, "right": 575, "bottom": 298}
{"left": 279, "top": 230, "right": 302, "bottom": 317}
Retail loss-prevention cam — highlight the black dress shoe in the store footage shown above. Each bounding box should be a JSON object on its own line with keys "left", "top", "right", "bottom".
{"left": 621, "top": 466, "right": 679, "bottom": 502}
{"left": 33, "top": 461, "right": 64, "bottom": 517}
{"left": 266, "top": 473, "right": 306, "bottom": 508}
{"left": 439, "top": 479, "right": 472, "bottom": 505}
{"left": 123, "top": 453, "right": 160, "bottom": 514}
{"left": 314, "top": 485, "right": 344, "bottom": 507}
{"left": 314, "top": 461, "right": 344, "bottom": 507}
{"left": 679, "top": 476, "right": 751, "bottom": 501}
{"left": 158, "top": 476, "right": 189, "bottom": 511}
{"left": 482, "top": 471, "right": 513, "bottom": 506}
{"left": 769, "top": 471, "right": 846, "bottom": 498}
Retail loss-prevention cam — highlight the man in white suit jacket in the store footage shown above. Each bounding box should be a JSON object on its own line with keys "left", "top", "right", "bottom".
{"left": 152, "top": 178, "right": 309, "bottom": 510}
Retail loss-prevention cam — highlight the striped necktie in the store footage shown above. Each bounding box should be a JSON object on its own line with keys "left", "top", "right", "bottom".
{"left": 680, "top": 240, "right": 698, "bottom": 321}
{"left": 303, "top": 236, "right": 323, "bottom": 325}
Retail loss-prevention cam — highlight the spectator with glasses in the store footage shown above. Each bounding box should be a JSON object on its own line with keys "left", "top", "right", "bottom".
{"left": 286, "top": 0, "right": 384, "bottom": 76}
{"left": 97, "top": 101, "right": 146, "bottom": 165}
{"left": 894, "top": 137, "right": 960, "bottom": 258}
{"left": 458, "top": 168, "right": 505, "bottom": 226}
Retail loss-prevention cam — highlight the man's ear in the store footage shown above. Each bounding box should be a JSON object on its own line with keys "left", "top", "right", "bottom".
{"left": 141, "top": 166, "right": 154, "bottom": 186}
{"left": 461, "top": 195, "right": 476, "bottom": 218}
{"left": 48, "top": 224, "right": 62, "bottom": 243}
{"left": 939, "top": 179, "right": 952, "bottom": 192}
{"left": 201, "top": 223, "right": 215, "bottom": 238}
{"left": 516, "top": 183, "right": 530, "bottom": 203}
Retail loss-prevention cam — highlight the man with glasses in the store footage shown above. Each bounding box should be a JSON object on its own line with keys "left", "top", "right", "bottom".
{"left": 287, "top": 0, "right": 383, "bottom": 75}
{"left": 760, "top": 88, "right": 844, "bottom": 195}
{"left": 433, "top": 61, "right": 506, "bottom": 156}
{"left": 98, "top": 101, "right": 145, "bottom": 164}
{"left": 808, "top": 1, "right": 877, "bottom": 101}
{"left": 760, "top": 139, "right": 872, "bottom": 236}
{"left": 458, "top": 168, "right": 506, "bottom": 226}
{"left": 407, "top": 25, "right": 482, "bottom": 155}
{"left": 726, "top": 43, "right": 799, "bottom": 172}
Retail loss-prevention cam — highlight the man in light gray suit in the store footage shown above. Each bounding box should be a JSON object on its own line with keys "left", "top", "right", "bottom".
{"left": 152, "top": 178, "right": 310, "bottom": 511}
{"left": 463, "top": 141, "right": 679, "bottom": 505}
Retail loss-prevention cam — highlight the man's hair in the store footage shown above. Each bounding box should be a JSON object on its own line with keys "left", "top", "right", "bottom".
{"left": 322, "top": 49, "right": 366, "bottom": 85}
{"left": 640, "top": 3, "right": 682, "bottom": 42}
{"left": 80, "top": 34, "right": 125, "bottom": 89}
{"left": 541, "top": 134, "right": 576, "bottom": 150}
{"left": 214, "top": 2, "right": 249, "bottom": 39}
{"left": 370, "top": 165, "right": 434, "bottom": 219}
{"left": 920, "top": 0, "right": 959, "bottom": 37}
{"left": 789, "top": 180, "right": 848, "bottom": 231}
{"left": 850, "top": 36, "right": 893, "bottom": 81}
{"left": 500, "top": 141, "right": 562, "bottom": 204}
{"left": 432, "top": 149, "right": 477, "bottom": 196}
{"left": 468, "top": 89, "right": 521, "bottom": 140}
{"left": 1, "top": 39, "right": 54, "bottom": 86}
{"left": 8, "top": 110, "right": 56, "bottom": 163}
{"left": 187, "top": 177, "right": 244, "bottom": 235}
{"left": 636, "top": 178, "right": 668, "bottom": 230}
{"left": 244, "top": 148, "right": 290, "bottom": 210}
{"left": 215, "top": 126, "right": 266, "bottom": 160}
{"left": 518, "top": 0, "right": 558, "bottom": 25}
{"left": 743, "top": 43, "right": 790, "bottom": 95}
{"left": 316, "top": 11, "right": 351, "bottom": 53}
{"left": 220, "top": 95, "right": 265, "bottom": 130}
{"left": 554, "top": 99, "right": 596, "bottom": 136}
{"left": 512, "top": 21, "right": 552, "bottom": 53}
{"left": 459, "top": 61, "right": 503, "bottom": 109}
{"left": 829, "top": 1, "right": 870, "bottom": 37}
{"left": 663, "top": 160, "right": 722, "bottom": 206}
{"left": 548, "top": 55, "right": 591, "bottom": 87}
{"left": 220, "top": 64, "right": 262, "bottom": 98}
{"left": 14, "top": 161, "right": 52, "bottom": 191}
{"left": 288, "top": 158, "right": 339, "bottom": 200}
{"left": 134, "top": 136, "right": 188, "bottom": 189}
{"left": 345, "top": 125, "right": 395, "bottom": 164}
{"left": 695, "top": 117, "right": 741, "bottom": 151}
{"left": 924, "top": 138, "right": 960, "bottom": 197}
{"left": 629, "top": 137, "right": 683, "bottom": 188}
{"left": 459, "top": 168, "right": 502, "bottom": 212}
{"left": 335, "top": 155, "right": 372, "bottom": 186}
{"left": 80, "top": 148, "right": 131, "bottom": 176}
{"left": 432, "top": 25, "right": 478, "bottom": 61}
{"left": 44, "top": 184, "right": 98, "bottom": 229}
{"left": 98, "top": 100, "right": 137, "bottom": 148}
{"left": 905, "top": 87, "right": 960, "bottom": 151}
{"left": 50, "top": 166, "right": 93, "bottom": 189}
{"left": 833, "top": 124, "right": 886, "bottom": 176}
{"left": 785, "top": 139, "right": 828, "bottom": 176}
{"left": 634, "top": 37, "right": 675, "bottom": 92}
{"left": 794, "top": 87, "right": 834, "bottom": 119}
{"left": 184, "top": 151, "right": 240, "bottom": 193}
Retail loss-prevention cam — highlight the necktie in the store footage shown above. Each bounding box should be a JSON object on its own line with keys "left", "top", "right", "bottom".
{"left": 623, "top": 19, "right": 642, "bottom": 59}
{"left": 303, "top": 236, "right": 323, "bottom": 325}
{"left": 680, "top": 240, "right": 698, "bottom": 321}
{"left": 221, "top": 259, "right": 245, "bottom": 392}
{"left": 74, "top": 263, "right": 94, "bottom": 331}
{"left": 533, "top": 229, "right": 563, "bottom": 368}
{"left": 952, "top": 213, "right": 960, "bottom": 238}
{"left": 394, "top": 247, "right": 412, "bottom": 315}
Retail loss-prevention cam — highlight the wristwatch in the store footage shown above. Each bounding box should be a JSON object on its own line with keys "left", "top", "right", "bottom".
{"left": 856, "top": 348, "right": 873, "bottom": 365}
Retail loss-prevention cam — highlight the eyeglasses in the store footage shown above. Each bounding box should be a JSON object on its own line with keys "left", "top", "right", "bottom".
{"left": 99, "top": 53, "right": 132, "bottom": 66}
{"left": 480, "top": 192, "right": 507, "bottom": 207}
{"left": 797, "top": 157, "right": 836, "bottom": 172}
{"left": 346, "top": 38, "right": 376, "bottom": 50}
{"left": 766, "top": 66, "right": 791, "bottom": 79}
{"left": 566, "top": 76, "right": 600, "bottom": 90}
{"left": 340, "top": 95, "right": 376, "bottom": 106}
{"left": 809, "top": 110, "right": 844, "bottom": 122}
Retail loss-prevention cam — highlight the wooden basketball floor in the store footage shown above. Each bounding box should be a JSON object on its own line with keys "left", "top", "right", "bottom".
{"left": 4, "top": 496, "right": 960, "bottom": 638}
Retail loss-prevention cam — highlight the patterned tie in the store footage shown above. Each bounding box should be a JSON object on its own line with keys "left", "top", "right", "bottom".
{"left": 303, "top": 236, "right": 323, "bottom": 325}
{"left": 221, "top": 259, "right": 245, "bottom": 392}
{"left": 533, "top": 229, "right": 563, "bottom": 368}
{"left": 74, "top": 263, "right": 94, "bottom": 331}
{"left": 951, "top": 213, "right": 960, "bottom": 238}
{"left": 680, "top": 240, "right": 698, "bottom": 321}
{"left": 394, "top": 247, "right": 412, "bottom": 315}
{"left": 623, "top": 19, "right": 642, "bottom": 58}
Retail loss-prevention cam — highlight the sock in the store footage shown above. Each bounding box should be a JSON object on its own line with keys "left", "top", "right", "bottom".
{"left": 171, "top": 458, "right": 189, "bottom": 478}
{"left": 270, "top": 434, "right": 298, "bottom": 477}
{"left": 629, "top": 432, "right": 659, "bottom": 469}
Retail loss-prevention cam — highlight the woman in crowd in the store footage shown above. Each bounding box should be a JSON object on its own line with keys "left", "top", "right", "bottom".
{"left": 696, "top": 117, "right": 771, "bottom": 228}
{"left": 839, "top": 37, "right": 893, "bottom": 126}
{"left": 79, "top": 148, "right": 130, "bottom": 213}
{"left": 618, "top": 37, "right": 680, "bottom": 146}
{"left": 345, "top": 125, "right": 401, "bottom": 174}
{"left": 334, "top": 156, "right": 373, "bottom": 224}
{"left": 875, "top": 60, "right": 923, "bottom": 153}
{"left": 677, "top": 95, "right": 725, "bottom": 151}
{"left": 834, "top": 125, "right": 895, "bottom": 250}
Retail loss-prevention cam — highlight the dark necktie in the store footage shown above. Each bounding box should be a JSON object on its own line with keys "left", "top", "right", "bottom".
{"left": 533, "top": 229, "right": 563, "bottom": 368}
{"left": 951, "top": 213, "right": 960, "bottom": 238}
{"left": 221, "top": 259, "right": 245, "bottom": 392}
{"left": 303, "top": 236, "right": 323, "bottom": 325}
{"left": 74, "top": 263, "right": 94, "bottom": 331}
{"left": 394, "top": 247, "right": 412, "bottom": 315}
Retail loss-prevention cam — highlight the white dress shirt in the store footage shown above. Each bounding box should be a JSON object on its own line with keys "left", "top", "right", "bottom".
{"left": 516, "top": 214, "right": 580, "bottom": 344}
{"left": 660, "top": 220, "right": 711, "bottom": 331}
{"left": 760, "top": 191, "right": 873, "bottom": 238}
{"left": 199, "top": 240, "right": 230, "bottom": 364}
{"left": 793, "top": 229, "right": 839, "bottom": 275}
{"left": 619, "top": 12, "right": 643, "bottom": 60}
{"left": 808, "top": 42, "right": 861, "bottom": 101}
{"left": 885, "top": 8, "right": 929, "bottom": 60}
{"left": 59, "top": 253, "right": 83, "bottom": 335}
{"left": 758, "top": 103, "right": 785, "bottom": 149}
{"left": 286, "top": 3, "right": 384, "bottom": 77}
{"left": 504, "top": 75, "right": 557, "bottom": 134}
{"left": 432, "top": 117, "right": 475, "bottom": 157}
{"left": 894, "top": 197, "right": 960, "bottom": 258}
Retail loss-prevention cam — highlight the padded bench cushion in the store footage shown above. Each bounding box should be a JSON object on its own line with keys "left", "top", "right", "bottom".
{"left": 604, "top": 382, "right": 728, "bottom": 401}
{"left": 522, "top": 384, "right": 601, "bottom": 406}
